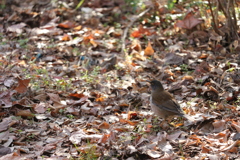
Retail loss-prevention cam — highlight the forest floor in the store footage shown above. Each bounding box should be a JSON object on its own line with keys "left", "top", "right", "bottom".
{"left": 0, "top": 0, "right": 239, "bottom": 159}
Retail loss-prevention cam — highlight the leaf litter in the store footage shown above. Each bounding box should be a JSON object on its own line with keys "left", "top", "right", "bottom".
{"left": 0, "top": 0, "right": 239, "bottom": 159}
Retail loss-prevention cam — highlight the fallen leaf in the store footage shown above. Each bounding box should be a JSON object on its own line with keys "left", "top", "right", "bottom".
{"left": 99, "top": 133, "right": 110, "bottom": 143}
{"left": 7, "top": 23, "right": 26, "bottom": 34}
{"left": 98, "top": 122, "right": 110, "bottom": 129}
{"left": 175, "top": 11, "right": 203, "bottom": 29}
{"left": 0, "top": 117, "right": 12, "bottom": 132}
{"left": 127, "top": 111, "right": 138, "bottom": 120}
{"left": 15, "top": 110, "right": 35, "bottom": 118}
{"left": 74, "top": 25, "right": 82, "bottom": 31}
{"left": 61, "top": 33, "right": 71, "bottom": 41}
{"left": 14, "top": 78, "right": 31, "bottom": 93}
{"left": 144, "top": 41, "right": 154, "bottom": 56}
{"left": 33, "top": 102, "right": 47, "bottom": 114}
{"left": 0, "top": 146, "right": 11, "bottom": 156}
{"left": 58, "top": 20, "right": 75, "bottom": 29}
{"left": 69, "top": 93, "right": 85, "bottom": 99}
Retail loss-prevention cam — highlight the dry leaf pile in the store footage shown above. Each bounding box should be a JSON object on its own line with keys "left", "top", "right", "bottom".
{"left": 0, "top": 0, "right": 239, "bottom": 159}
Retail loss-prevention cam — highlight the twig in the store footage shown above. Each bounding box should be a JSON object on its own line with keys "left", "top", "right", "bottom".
{"left": 121, "top": 8, "right": 151, "bottom": 57}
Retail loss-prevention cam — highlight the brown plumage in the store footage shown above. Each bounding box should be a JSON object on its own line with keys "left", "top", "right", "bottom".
{"left": 149, "top": 80, "right": 190, "bottom": 120}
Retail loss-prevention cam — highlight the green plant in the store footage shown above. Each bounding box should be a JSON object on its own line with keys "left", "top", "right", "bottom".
{"left": 114, "top": 22, "right": 121, "bottom": 28}
{"left": 81, "top": 66, "right": 101, "bottom": 83}
{"left": 46, "top": 39, "right": 57, "bottom": 48}
{"left": 180, "top": 64, "right": 188, "bottom": 72}
{"left": 226, "top": 61, "right": 231, "bottom": 67}
{"left": 197, "top": 79, "right": 203, "bottom": 84}
{"left": 0, "top": 4, "right": 6, "bottom": 9}
{"left": 67, "top": 114, "right": 75, "bottom": 119}
{"left": 133, "top": 124, "right": 145, "bottom": 135}
{"left": 73, "top": 47, "right": 81, "bottom": 56}
{"left": 27, "top": 133, "right": 36, "bottom": 139}
{"left": 167, "top": 0, "right": 177, "bottom": 10}
{"left": 106, "top": 75, "right": 111, "bottom": 81}
{"left": 115, "top": 64, "right": 121, "bottom": 70}
{"left": 119, "top": 134, "right": 136, "bottom": 143}
{"left": 59, "top": 108, "right": 65, "bottom": 114}
{"left": 124, "top": 0, "right": 141, "bottom": 12}
{"left": 75, "top": 0, "right": 85, "bottom": 10}
{"left": 56, "top": 79, "right": 67, "bottom": 90}
{"left": 18, "top": 38, "right": 29, "bottom": 48}
{"left": 36, "top": 68, "right": 48, "bottom": 74}
{"left": 151, "top": 117, "right": 162, "bottom": 132}
{"left": 76, "top": 143, "right": 99, "bottom": 160}
{"left": 92, "top": 66, "right": 100, "bottom": 76}
{"left": 31, "top": 81, "right": 41, "bottom": 90}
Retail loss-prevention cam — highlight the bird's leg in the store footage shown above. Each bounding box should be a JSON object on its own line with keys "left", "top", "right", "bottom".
{"left": 159, "top": 120, "right": 170, "bottom": 129}
{"left": 169, "top": 116, "right": 185, "bottom": 127}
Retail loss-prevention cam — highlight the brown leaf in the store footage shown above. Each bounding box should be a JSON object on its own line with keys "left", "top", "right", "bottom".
{"left": 74, "top": 25, "right": 82, "bottom": 31}
{"left": 95, "top": 97, "right": 105, "bottom": 102}
{"left": 58, "top": 20, "right": 75, "bottom": 29}
{"left": 90, "top": 39, "right": 98, "bottom": 47}
{"left": 69, "top": 129, "right": 103, "bottom": 144}
{"left": 212, "top": 120, "right": 226, "bottom": 133}
{"left": 114, "top": 127, "right": 129, "bottom": 132}
{"left": 228, "top": 147, "right": 238, "bottom": 153}
{"left": 131, "top": 25, "right": 154, "bottom": 38}
{"left": 15, "top": 110, "right": 35, "bottom": 118}
{"left": 0, "top": 117, "right": 12, "bottom": 132}
{"left": 187, "top": 134, "right": 202, "bottom": 146}
{"left": 7, "top": 23, "right": 26, "bottom": 34}
{"left": 203, "top": 85, "right": 219, "bottom": 102}
{"left": 188, "top": 31, "right": 209, "bottom": 43}
{"left": 33, "top": 93, "right": 48, "bottom": 101}
{"left": 159, "top": 7, "right": 170, "bottom": 15}
{"left": 61, "top": 33, "right": 71, "bottom": 41}
{"left": 101, "top": 56, "right": 117, "bottom": 72}
{"left": 99, "top": 133, "right": 110, "bottom": 143}
{"left": 0, "top": 146, "right": 11, "bottom": 156}
{"left": 14, "top": 78, "right": 31, "bottom": 93}
{"left": 50, "top": 109, "right": 59, "bottom": 117}
{"left": 181, "top": 75, "right": 194, "bottom": 85}
{"left": 231, "top": 121, "right": 240, "bottom": 132}
{"left": 33, "top": 103, "right": 46, "bottom": 114}
{"left": 47, "top": 93, "right": 61, "bottom": 103}
{"left": 3, "top": 77, "right": 15, "bottom": 88}
{"left": 69, "top": 93, "right": 85, "bottom": 99}
{"left": 127, "top": 111, "right": 138, "bottom": 120}
{"left": 164, "top": 52, "right": 184, "bottom": 65}
{"left": 175, "top": 11, "right": 203, "bottom": 29}
{"left": 131, "top": 39, "right": 142, "bottom": 52}
{"left": 145, "top": 124, "right": 152, "bottom": 133}
{"left": 119, "top": 118, "right": 138, "bottom": 126}
{"left": 194, "top": 61, "right": 211, "bottom": 75}
{"left": 199, "top": 53, "right": 209, "bottom": 59}
{"left": 0, "top": 152, "right": 21, "bottom": 159}
{"left": 0, "top": 91, "right": 13, "bottom": 108}
{"left": 83, "top": 34, "right": 95, "bottom": 45}
{"left": 144, "top": 41, "right": 154, "bottom": 56}
{"left": 201, "top": 145, "right": 211, "bottom": 153}
{"left": 98, "top": 122, "right": 110, "bottom": 129}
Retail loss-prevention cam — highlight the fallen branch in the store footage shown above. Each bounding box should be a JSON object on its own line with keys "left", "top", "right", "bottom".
{"left": 121, "top": 8, "right": 151, "bottom": 57}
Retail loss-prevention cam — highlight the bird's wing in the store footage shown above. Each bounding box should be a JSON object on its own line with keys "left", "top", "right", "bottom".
{"left": 152, "top": 99, "right": 184, "bottom": 115}
{"left": 152, "top": 93, "right": 184, "bottom": 115}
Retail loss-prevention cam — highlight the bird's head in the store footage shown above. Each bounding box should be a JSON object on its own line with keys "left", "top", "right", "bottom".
{"left": 149, "top": 80, "right": 164, "bottom": 91}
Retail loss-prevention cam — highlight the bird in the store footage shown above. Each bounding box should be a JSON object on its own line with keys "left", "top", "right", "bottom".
{"left": 149, "top": 80, "right": 191, "bottom": 121}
